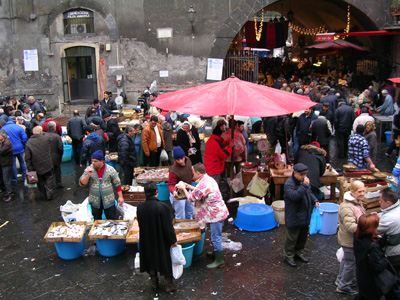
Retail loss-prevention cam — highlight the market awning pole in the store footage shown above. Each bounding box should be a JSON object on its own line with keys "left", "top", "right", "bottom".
{"left": 230, "top": 115, "right": 234, "bottom": 198}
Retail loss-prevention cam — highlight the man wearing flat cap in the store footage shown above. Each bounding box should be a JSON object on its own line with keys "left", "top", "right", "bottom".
{"left": 283, "top": 163, "right": 320, "bottom": 267}
{"left": 79, "top": 150, "right": 123, "bottom": 220}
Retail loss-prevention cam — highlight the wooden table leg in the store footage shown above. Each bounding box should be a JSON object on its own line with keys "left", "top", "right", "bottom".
{"left": 330, "top": 183, "right": 336, "bottom": 202}
{"left": 275, "top": 184, "right": 281, "bottom": 201}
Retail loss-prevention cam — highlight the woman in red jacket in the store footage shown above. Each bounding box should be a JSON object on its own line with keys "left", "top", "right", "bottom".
{"left": 204, "top": 120, "right": 234, "bottom": 185}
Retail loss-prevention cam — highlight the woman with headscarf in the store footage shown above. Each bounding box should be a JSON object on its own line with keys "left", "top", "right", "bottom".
{"left": 204, "top": 120, "right": 234, "bottom": 185}
{"left": 176, "top": 121, "right": 202, "bottom": 165}
{"left": 336, "top": 180, "right": 366, "bottom": 296}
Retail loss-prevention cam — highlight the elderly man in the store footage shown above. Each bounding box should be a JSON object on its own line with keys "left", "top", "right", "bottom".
{"left": 137, "top": 182, "right": 178, "bottom": 293}
{"left": 142, "top": 115, "right": 165, "bottom": 167}
{"left": 22, "top": 104, "right": 34, "bottom": 121}
{"left": 177, "top": 163, "right": 229, "bottom": 270}
{"left": 377, "top": 89, "right": 394, "bottom": 116}
{"left": 354, "top": 89, "right": 370, "bottom": 113}
{"left": 117, "top": 125, "right": 137, "bottom": 185}
{"left": 79, "top": 150, "right": 123, "bottom": 220}
{"left": 283, "top": 163, "right": 320, "bottom": 267}
{"left": 0, "top": 130, "right": 14, "bottom": 202}
{"left": 168, "top": 146, "right": 194, "bottom": 220}
{"left": 46, "top": 122, "right": 64, "bottom": 188}
{"left": 27, "top": 96, "right": 42, "bottom": 113}
{"left": 348, "top": 125, "right": 375, "bottom": 171}
{"left": 67, "top": 110, "right": 86, "bottom": 165}
{"left": 25, "top": 126, "right": 53, "bottom": 200}
{"left": 41, "top": 113, "right": 62, "bottom": 135}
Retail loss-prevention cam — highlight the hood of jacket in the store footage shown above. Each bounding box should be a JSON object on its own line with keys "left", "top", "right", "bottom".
{"left": 87, "top": 132, "right": 101, "bottom": 141}
{"left": 300, "top": 144, "right": 326, "bottom": 156}
{"left": 344, "top": 191, "right": 357, "bottom": 202}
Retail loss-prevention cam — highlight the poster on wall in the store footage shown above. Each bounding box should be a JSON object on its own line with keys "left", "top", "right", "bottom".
{"left": 23, "top": 49, "right": 39, "bottom": 71}
{"left": 206, "top": 58, "right": 223, "bottom": 81}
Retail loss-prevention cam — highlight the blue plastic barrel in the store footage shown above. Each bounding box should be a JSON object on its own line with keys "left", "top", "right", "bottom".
{"left": 54, "top": 237, "right": 85, "bottom": 260}
{"left": 181, "top": 242, "right": 195, "bottom": 269}
{"left": 62, "top": 143, "right": 72, "bottom": 162}
{"left": 194, "top": 231, "right": 206, "bottom": 256}
{"left": 157, "top": 182, "right": 169, "bottom": 201}
{"left": 319, "top": 203, "right": 339, "bottom": 235}
{"left": 385, "top": 131, "right": 392, "bottom": 145}
{"left": 96, "top": 239, "right": 126, "bottom": 257}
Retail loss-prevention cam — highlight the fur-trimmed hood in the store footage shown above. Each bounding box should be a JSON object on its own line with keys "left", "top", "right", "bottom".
{"left": 300, "top": 144, "right": 326, "bottom": 156}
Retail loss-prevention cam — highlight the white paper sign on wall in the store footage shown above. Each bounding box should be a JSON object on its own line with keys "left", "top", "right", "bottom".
{"left": 206, "top": 58, "right": 223, "bottom": 81}
{"left": 23, "top": 49, "right": 39, "bottom": 71}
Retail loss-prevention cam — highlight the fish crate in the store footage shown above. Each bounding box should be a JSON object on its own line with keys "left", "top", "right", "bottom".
{"left": 44, "top": 221, "right": 87, "bottom": 243}
{"left": 88, "top": 220, "right": 130, "bottom": 240}
{"left": 344, "top": 170, "right": 372, "bottom": 178}
{"left": 362, "top": 197, "right": 380, "bottom": 209}
{"left": 126, "top": 218, "right": 139, "bottom": 243}
{"left": 173, "top": 219, "right": 202, "bottom": 244}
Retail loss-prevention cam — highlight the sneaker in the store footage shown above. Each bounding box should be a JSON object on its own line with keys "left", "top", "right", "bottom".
{"left": 336, "top": 287, "right": 358, "bottom": 295}
{"left": 335, "top": 281, "right": 356, "bottom": 287}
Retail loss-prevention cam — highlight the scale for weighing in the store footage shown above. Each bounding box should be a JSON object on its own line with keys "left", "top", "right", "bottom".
{"left": 115, "top": 96, "right": 123, "bottom": 110}
{"left": 256, "top": 139, "right": 270, "bottom": 171}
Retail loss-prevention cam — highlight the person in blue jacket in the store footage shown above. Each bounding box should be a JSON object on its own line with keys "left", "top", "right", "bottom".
{"left": 2, "top": 120, "right": 27, "bottom": 182}
{"left": 283, "top": 163, "right": 320, "bottom": 267}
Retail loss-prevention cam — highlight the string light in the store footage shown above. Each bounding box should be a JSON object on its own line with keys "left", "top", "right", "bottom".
{"left": 289, "top": 22, "right": 328, "bottom": 35}
{"left": 340, "top": 4, "right": 351, "bottom": 39}
{"left": 254, "top": 9, "right": 264, "bottom": 41}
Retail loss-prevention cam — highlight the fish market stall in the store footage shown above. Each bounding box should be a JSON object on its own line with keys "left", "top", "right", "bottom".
{"left": 88, "top": 220, "right": 129, "bottom": 257}
{"left": 44, "top": 221, "right": 87, "bottom": 260}
{"left": 134, "top": 167, "right": 169, "bottom": 183}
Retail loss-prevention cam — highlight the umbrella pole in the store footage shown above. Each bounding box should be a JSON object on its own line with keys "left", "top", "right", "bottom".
{"left": 230, "top": 115, "right": 234, "bottom": 198}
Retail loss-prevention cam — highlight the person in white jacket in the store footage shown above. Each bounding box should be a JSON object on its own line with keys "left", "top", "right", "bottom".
{"left": 352, "top": 107, "right": 375, "bottom": 133}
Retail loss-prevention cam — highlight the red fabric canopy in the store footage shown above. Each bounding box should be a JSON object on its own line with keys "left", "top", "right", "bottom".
{"left": 336, "top": 31, "right": 400, "bottom": 37}
{"left": 389, "top": 77, "right": 400, "bottom": 83}
{"left": 306, "top": 39, "right": 367, "bottom": 51}
{"left": 152, "top": 77, "right": 316, "bottom": 117}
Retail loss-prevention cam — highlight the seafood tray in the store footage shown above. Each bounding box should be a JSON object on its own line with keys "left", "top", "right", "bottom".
{"left": 107, "top": 153, "right": 118, "bottom": 161}
{"left": 44, "top": 222, "right": 87, "bottom": 243}
{"left": 88, "top": 220, "right": 129, "bottom": 240}
{"left": 135, "top": 167, "right": 169, "bottom": 183}
{"left": 173, "top": 219, "right": 202, "bottom": 244}
{"left": 126, "top": 218, "right": 140, "bottom": 243}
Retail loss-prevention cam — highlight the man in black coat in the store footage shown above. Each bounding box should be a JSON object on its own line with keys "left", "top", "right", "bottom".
{"left": 137, "top": 182, "right": 178, "bottom": 293}
{"left": 283, "top": 163, "right": 319, "bottom": 267}
{"left": 321, "top": 88, "right": 338, "bottom": 117}
{"left": 80, "top": 125, "right": 105, "bottom": 167}
{"left": 85, "top": 99, "right": 108, "bottom": 119}
{"left": 46, "top": 122, "right": 64, "bottom": 188}
{"left": 296, "top": 107, "right": 317, "bottom": 148}
{"left": 309, "top": 110, "right": 332, "bottom": 162}
{"left": 103, "top": 112, "right": 121, "bottom": 152}
{"left": 100, "top": 91, "right": 117, "bottom": 113}
{"left": 67, "top": 110, "right": 86, "bottom": 164}
{"left": 117, "top": 125, "right": 137, "bottom": 185}
{"left": 334, "top": 99, "right": 355, "bottom": 158}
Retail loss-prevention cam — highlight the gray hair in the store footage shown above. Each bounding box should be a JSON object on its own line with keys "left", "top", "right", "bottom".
{"left": 28, "top": 96, "right": 35, "bottom": 101}
{"left": 0, "top": 129, "right": 8, "bottom": 138}
{"left": 125, "top": 125, "right": 134, "bottom": 133}
{"left": 158, "top": 115, "right": 165, "bottom": 122}
{"left": 48, "top": 121, "right": 56, "bottom": 132}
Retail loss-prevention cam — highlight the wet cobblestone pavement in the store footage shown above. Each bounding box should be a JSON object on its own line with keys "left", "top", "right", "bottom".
{"left": 0, "top": 139, "right": 397, "bottom": 299}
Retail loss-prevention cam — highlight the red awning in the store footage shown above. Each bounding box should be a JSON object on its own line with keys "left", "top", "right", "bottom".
{"left": 336, "top": 31, "right": 400, "bottom": 37}
{"left": 306, "top": 39, "right": 368, "bottom": 51}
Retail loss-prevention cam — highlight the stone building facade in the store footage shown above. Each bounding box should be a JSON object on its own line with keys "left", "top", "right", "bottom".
{"left": 0, "top": 0, "right": 395, "bottom": 110}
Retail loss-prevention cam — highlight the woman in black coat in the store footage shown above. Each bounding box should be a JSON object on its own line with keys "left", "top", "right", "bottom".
{"left": 176, "top": 121, "right": 202, "bottom": 165}
{"left": 353, "top": 214, "right": 388, "bottom": 300}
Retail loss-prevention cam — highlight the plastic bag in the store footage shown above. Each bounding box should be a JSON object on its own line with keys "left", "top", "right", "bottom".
{"left": 248, "top": 173, "right": 269, "bottom": 197}
{"left": 170, "top": 245, "right": 186, "bottom": 265}
{"left": 116, "top": 203, "right": 137, "bottom": 223}
{"left": 172, "top": 263, "right": 183, "bottom": 279}
{"left": 160, "top": 149, "right": 168, "bottom": 162}
{"left": 60, "top": 198, "right": 94, "bottom": 223}
{"left": 309, "top": 207, "right": 322, "bottom": 235}
{"left": 275, "top": 141, "right": 282, "bottom": 154}
{"left": 336, "top": 247, "right": 344, "bottom": 262}
{"left": 231, "top": 172, "right": 244, "bottom": 193}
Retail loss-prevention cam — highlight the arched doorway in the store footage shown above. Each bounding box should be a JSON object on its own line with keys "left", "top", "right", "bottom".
{"left": 61, "top": 46, "right": 98, "bottom": 102}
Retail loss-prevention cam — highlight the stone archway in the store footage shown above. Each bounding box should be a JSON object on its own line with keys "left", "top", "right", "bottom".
{"left": 209, "top": 0, "right": 390, "bottom": 59}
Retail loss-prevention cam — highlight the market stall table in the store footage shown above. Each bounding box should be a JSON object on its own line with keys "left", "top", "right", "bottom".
{"left": 374, "top": 114, "right": 392, "bottom": 142}
{"left": 270, "top": 167, "right": 339, "bottom": 202}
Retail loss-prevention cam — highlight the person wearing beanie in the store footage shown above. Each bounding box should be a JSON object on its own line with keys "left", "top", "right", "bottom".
{"left": 79, "top": 149, "right": 123, "bottom": 220}
{"left": 142, "top": 115, "right": 165, "bottom": 167}
{"left": 167, "top": 146, "right": 194, "bottom": 219}
{"left": 348, "top": 125, "right": 376, "bottom": 170}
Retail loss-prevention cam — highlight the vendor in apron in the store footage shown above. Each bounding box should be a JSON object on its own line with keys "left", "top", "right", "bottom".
{"left": 168, "top": 146, "right": 194, "bottom": 219}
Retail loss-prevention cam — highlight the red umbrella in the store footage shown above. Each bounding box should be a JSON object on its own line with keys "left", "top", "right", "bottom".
{"left": 306, "top": 39, "right": 367, "bottom": 51}
{"left": 152, "top": 77, "right": 316, "bottom": 117}
{"left": 389, "top": 78, "right": 400, "bottom": 83}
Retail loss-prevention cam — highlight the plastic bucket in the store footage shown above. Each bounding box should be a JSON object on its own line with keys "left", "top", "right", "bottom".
{"left": 96, "top": 239, "right": 126, "bottom": 257}
{"left": 233, "top": 204, "right": 278, "bottom": 232}
{"left": 157, "top": 182, "right": 169, "bottom": 201}
{"left": 385, "top": 131, "right": 392, "bottom": 145}
{"left": 319, "top": 203, "right": 339, "bottom": 235}
{"left": 55, "top": 237, "right": 85, "bottom": 260}
{"left": 181, "top": 242, "right": 195, "bottom": 269}
{"left": 248, "top": 142, "right": 254, "bottom": 154}
{"left": 62, "top": 144, "right": 72, "bottom": 162}
{"left": 271, "top": 200, "right": 285, "bottom": 225}
{"left": 105, "top": 155, "right": 118, "bottom": 171}
{"left": 194, "top": 231, "right": 206, "bottom": 256}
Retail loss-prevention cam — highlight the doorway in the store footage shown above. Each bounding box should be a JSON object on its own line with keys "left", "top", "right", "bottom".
{"left": 62, "top": 46, "right": 98, "bottom": 102}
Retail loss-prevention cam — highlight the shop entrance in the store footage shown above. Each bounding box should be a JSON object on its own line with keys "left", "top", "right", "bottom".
{"left": 61, "top": 46, "right": 98, "bottom": 102}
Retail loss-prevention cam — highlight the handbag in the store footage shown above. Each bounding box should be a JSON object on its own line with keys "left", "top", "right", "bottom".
{"left": 374, "top": 256, "right": 398, "bottom": 295}
{"left": 26, "top": 171, "right": 38, "bottom": 184}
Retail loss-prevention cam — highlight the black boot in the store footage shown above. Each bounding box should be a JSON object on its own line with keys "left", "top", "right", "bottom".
{"left": 165, "top": 275, "right": 178, "bottom": 293}
{"left": 150, "top": 275, "right": 159, "bottom": 290}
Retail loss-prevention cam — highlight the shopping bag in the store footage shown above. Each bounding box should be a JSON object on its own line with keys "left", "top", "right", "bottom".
{"left": 60, "top": 198, "right": 94, "bottom": 222}
{"left": 170, "top": 244, "right": 186, "bottom": 265}
{"left": 230, "top": 171, "right": 244, "bottom": 193}
{"left": 248, "top": 173, "right": 269, "bottom": 198}
{"left": 172, "top": 263, "right": 183, "bottom": 279}
{"left": 26, "top": 171, "right": 38, "bottom": 184}
{"left": 160, "top": 149, "right": 168, "bottom": 162}
{"left": 275, "top": 142, "right": 282, "bottom": 154}
{"left": 116, "top": 203, "right": 137, "bottom": 222}
{"left": 309, "top": 207, "right": 322, "bottom": 235}
{"left": 336, "top": 247, "right": 344, "bottom": 262}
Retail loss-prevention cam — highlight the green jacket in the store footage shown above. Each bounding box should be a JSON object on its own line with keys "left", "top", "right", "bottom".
{"left": 79, "top": 164, "right": 121, "bottom": 209}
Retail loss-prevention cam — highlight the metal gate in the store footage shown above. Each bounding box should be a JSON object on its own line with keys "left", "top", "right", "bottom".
{"left": 223, "top": 50, "right": 259, "bottom": 83}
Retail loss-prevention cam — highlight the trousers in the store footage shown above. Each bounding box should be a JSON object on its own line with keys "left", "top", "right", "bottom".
{"left": 336, "top": 246, "right": 356, "bottom": 291}
{"left": 169, "top": 193, "right": 194, "bottom": 220}
{"left": 38, "top": 170, "right": 54, "bottom": 200}
{"left": 283, "top": 226, "right": 308, "bottom": 260}
{"left": 336, "top": 132, "right": 350, "bottom": 158}
{"left": 210, "top": 221, "right": 224, "bottom": 252}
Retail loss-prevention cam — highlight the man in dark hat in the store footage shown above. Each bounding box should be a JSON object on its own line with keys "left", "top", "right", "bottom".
{"left": 79, "top": 150, "right": 123, "bottom": 220}
{"left": 283, "top": 163, "right": 320, "bottom": 267}
{"left": 348, "top": 124, "right": 376, "bottom": 170}
{"left": 137, "top": 182, "right": 178, "bottom": 293}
